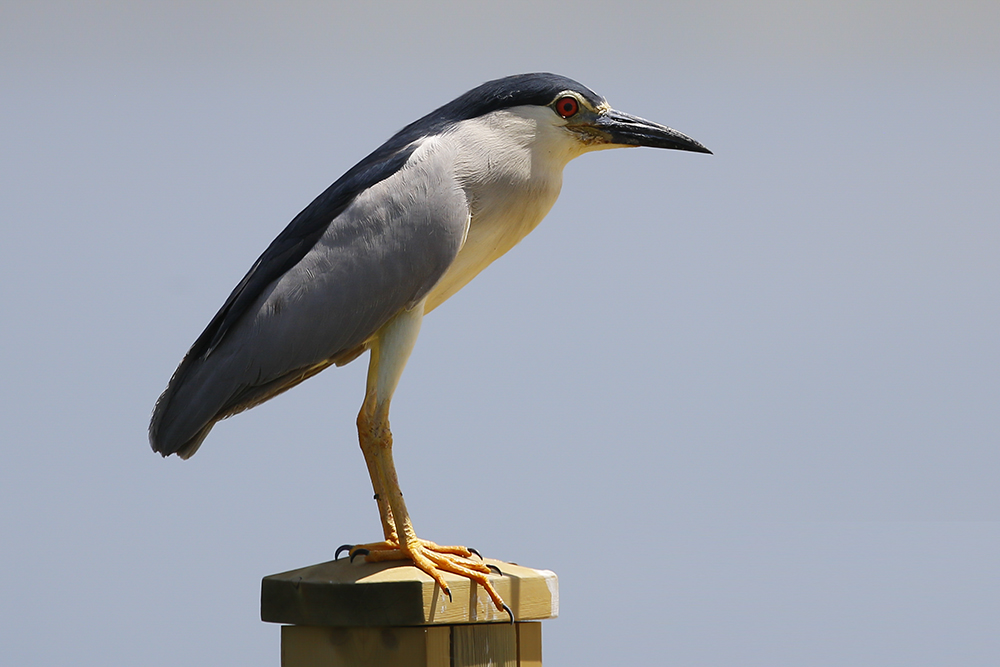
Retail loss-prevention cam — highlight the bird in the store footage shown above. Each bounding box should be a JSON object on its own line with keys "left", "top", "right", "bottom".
{"left": 150, "top": 72, "right": 710, "bottom": 617}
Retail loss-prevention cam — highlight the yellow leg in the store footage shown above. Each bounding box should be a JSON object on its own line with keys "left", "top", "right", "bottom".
{"left": 343, "top": 304, "right": 510, "bottom": 616}
{"left": 354, "top": 396, "right": 508, "bottom": 614}
{"left": 357, "top": 386, "right": 398, "bottom": 544}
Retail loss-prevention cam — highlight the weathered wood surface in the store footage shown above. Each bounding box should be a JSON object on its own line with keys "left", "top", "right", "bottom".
{"left": 262, "top": 558, "right": 559, "bottom": 627}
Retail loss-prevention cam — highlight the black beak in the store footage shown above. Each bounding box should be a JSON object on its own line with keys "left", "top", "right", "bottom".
{"left": 591, "top": 108, "right": 712, "bottom": 154}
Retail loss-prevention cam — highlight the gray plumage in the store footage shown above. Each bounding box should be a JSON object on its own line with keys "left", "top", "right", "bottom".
{"left": 150, "top": 73, "right": 710, "bottom": 460}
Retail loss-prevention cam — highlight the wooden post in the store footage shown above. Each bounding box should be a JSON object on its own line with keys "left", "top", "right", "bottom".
{"left": 261, "top": 558, "right": 557, "bottom": 667}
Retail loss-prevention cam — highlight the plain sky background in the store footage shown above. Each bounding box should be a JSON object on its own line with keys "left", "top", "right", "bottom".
{"left": 2, "top": 1, "right": 998, "bottom": 665}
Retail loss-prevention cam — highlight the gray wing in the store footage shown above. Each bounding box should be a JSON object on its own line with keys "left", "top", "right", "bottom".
{"left": 150, "top": 140, "right": 469, "bottom": 458}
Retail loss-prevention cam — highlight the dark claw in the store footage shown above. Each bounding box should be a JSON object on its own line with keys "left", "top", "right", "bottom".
{"left": 335, "top": 544, "right": 353, "bottom": 560}
{"left": 487, "top": 564, "right": 504, "bottom": 576}
{"left": 444, "top": 586, "right": 452, "bottom": 603}
{"left": 350, "top": 548, "right": 369, "bottom": 563}
{"left": 468, "top": 548, "right": 482, "bottom": 560}
{"left": 502, "top": 602, "right": 515, "bottom": 624}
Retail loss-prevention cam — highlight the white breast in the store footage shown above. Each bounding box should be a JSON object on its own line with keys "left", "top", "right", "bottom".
{"left": 423, "top": 106, "right": 585, "bottom": 312}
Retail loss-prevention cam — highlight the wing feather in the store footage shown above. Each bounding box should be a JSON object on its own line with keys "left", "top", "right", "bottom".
{"left": 150, "top": 137, "right": 469, "bottom": 457}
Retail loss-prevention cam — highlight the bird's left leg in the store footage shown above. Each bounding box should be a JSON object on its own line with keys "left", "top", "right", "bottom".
{"left": 345, "top": 302, "right": 509, "bottom": 613}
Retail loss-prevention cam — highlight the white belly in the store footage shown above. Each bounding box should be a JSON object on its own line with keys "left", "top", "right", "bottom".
{"left": 424, "top": 180, "right": 561, "bottom": 312}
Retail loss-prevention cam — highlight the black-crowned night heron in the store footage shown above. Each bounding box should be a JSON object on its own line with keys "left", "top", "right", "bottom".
{"left": 150, "top": 73, "right": 710, "bottom": 617}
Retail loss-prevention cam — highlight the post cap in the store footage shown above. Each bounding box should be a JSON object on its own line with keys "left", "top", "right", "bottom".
{"left": 261, "top": 558, "right": 558, "bottom": 627}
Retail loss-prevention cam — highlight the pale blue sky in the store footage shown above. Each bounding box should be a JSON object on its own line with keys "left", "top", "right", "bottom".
{"left": 2, "top": 2, "right": 998, "bottom": 665}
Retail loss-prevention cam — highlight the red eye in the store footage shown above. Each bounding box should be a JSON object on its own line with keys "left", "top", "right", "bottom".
{"left": 555, "top": 96, "right": 579, "bottom": 118}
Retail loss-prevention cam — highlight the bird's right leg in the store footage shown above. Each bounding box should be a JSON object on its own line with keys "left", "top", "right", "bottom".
{"left": 338, "top": 305, "right": 508, "bottom": 614}
{"left": 342, "top": 303, "right": 439, "bottom": 556}
{"left": 345, "top": 304, "right": 469, "bottom": 557}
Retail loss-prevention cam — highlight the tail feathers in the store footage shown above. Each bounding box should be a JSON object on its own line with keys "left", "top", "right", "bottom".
{"left": 149, "top": 421, "right": 214, "bottom": 459}
{"left": 149, "top": 384, "right": 218, "bottom": 459}
{"left": 148, "top": 349, "right": 232, "bottom": 459}
{"left": 170, "top": 422, "right": 214, "bottom": 460}
{"left": 149, "top": 350, "right": 342, "bottom": 458}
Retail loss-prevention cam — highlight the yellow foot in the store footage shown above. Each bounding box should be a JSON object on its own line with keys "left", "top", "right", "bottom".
{"left": 335, "top": 539, "right": 511, "bottom": 618}
{"left": 338, "top": 538, "right": 474, "bottom": 560}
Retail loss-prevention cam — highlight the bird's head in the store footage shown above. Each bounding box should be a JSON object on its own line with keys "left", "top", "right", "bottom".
{"left": 429, "top": 73, "right": 711, "bottom": 159}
